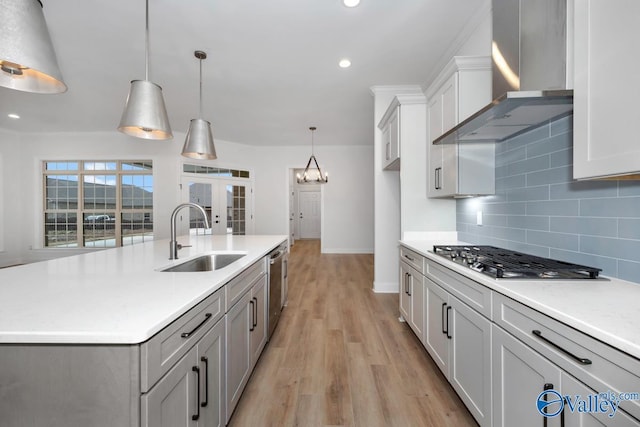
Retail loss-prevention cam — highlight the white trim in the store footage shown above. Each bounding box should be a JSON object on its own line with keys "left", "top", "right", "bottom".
{"left": 372, "top": 281, "right": 399, "bottom": 293}
{"left": 321, "top": 248, "right": 374, "bottom": 254}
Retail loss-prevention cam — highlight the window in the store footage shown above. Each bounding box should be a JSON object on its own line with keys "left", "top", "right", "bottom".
{"left": 44, "top": 161, "right": 153, "bottom": 248}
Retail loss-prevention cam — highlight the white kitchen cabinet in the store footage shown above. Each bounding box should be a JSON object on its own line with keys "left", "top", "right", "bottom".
{"left": 448, "top": 295, "right": 492, "bottom": 427}
{"left": 493, "top": 292, "right": 640, "bottom": 424}
{"left": 378, "top": 94, "right": 427, "bottom": 171}
{"left": 423, "top": 275, "right": 450, "bottom": 374}
{"left": 426, "top": 56, "right": 494, "bottom": 198}
{"left": 492, "top": 324, "right": 562, "bottom": 427}
{"left": 399, "top": 259, "right": 425, "bottom": 341}
{"left": 562, "top": 373, "right": 639, "bottom": 426}
{"left": 249, "top": 274, "right": 268, "bottom": 368}
{"left": 573, "top": 0, "right": 640, "bottom": 179}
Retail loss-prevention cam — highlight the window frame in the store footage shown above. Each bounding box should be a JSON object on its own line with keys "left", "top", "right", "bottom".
{"left": 42, "top": 160, "right": 154, "bottom": 249}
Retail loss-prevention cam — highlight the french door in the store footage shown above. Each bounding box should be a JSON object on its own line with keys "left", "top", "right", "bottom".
{"left": 181, "top": 177, "right": 253, "bottom": 235}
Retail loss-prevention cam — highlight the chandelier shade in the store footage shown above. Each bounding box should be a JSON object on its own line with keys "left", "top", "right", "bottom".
{"left": 0, "top": 0, "right": 67, "bottom": 94}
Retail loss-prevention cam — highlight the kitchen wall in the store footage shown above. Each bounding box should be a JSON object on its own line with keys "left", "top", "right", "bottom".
{"left": 457, "top": 115, "right": 640, "bottom": 284}
{"left": 0, "top": 130, "right": 373, "bottom": 267}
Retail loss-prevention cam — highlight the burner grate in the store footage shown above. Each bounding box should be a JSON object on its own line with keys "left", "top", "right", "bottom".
{"left": 432, "top": 245, "right": 601, "bottom": 279}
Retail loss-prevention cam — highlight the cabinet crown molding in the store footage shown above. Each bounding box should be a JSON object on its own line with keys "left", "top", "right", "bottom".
{"left": 378, "top": 93, "right": 426, "bottom": 129}
{"left": 426, "top": 56, "right": 490, "bottom": 99}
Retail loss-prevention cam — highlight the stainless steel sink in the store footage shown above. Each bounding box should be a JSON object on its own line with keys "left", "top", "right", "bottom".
{"left": 161, "top": 253, "right": 246, "bottom": 272}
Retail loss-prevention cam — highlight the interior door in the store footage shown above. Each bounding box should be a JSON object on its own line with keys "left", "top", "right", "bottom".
{"left": 182, "top": 178, "right": 252, "bottom": 235}
{"left": 298, "top": 190, "right": 321, "bottom": 239}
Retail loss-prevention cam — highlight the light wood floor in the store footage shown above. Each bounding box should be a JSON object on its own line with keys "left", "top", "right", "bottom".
{"left": 228, "top": 240, "right": 478, "bottom": 427}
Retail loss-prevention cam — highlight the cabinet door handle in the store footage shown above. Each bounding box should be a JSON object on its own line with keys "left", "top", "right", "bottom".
{"left": 253, "top": 297, "right": 258, "bottom": 328}
{"left": 192, "top": 366, "right": 201, "bottom": 421}
{"left": 532, "top": 330, "right": 592, "bottom": 365}
{"left": 181, "top": 313, "right": 212, "bottom": 338}
{"left": 542, "top": 383, "right": 554, "bottom": 427}
{"left": 446, "top": 306, "right": 452, "bottom": 339}
{"left": 200, "top": 356, "right": 209, "bottom": 408}
{"left": 249, "top": 300, "right": 255, "bottom": 332}
{"left": 435, "top": 167, "right": 442, "bottom": 190}
{"left": 441, "top": 302, "right": 448, "bottom": 334}
{"left": 406, "top": 273, "right": 412, "bottom": 297}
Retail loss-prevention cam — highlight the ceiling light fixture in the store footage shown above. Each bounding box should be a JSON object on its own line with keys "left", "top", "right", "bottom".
{"left": 343, "top": 0, "right": 361, "bottom": 7}
{"left": 117, "top": 0, "right": 172, "bottom": 140}
{"left": 181, "top": 50, "right": 217, "bottom": 160}
{"left": 8, "top": 113, "right": 20, "bottom": 119}
{"left": 297, "top": 127, "right": 328, "bottom": 184}
{"left": 0, "top": 0, "right": 67, "bottom": 94}
{"left": 339, "top": 58, "right": 351, "bottom": 68}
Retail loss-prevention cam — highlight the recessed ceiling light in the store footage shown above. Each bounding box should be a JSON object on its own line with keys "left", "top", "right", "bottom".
{"left": 343, "top": 0, "right": 360, "bottom": 7}
{"left": 339, "top": 59, "right": 352, "bottom": 68}
{"left": 8, "top": 113, "right": 20, "bottom": 119}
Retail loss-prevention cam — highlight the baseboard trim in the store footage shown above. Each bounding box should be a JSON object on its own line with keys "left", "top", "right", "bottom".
{"left": 372, "top": 281, "right": 398, "bottom": 293}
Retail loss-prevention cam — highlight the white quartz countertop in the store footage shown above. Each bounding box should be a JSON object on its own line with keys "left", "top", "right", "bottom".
{"left": 0, "top": 234, "right": 287, "bottom": 344}
{"left": 401, "top": 239, "right": 640, "bottom": 361}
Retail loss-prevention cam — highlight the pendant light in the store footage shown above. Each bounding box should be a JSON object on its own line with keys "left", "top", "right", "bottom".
{"left": 0, "top": 0, "right": 67, "bottom": 94}
{"left": 181, "top": 50, "right": 217, "bottom": 159}
{"left": 118, "top": 0, "right": 172, "bottom": 140}
{"left": 297, "top": 127, "right": 328, "bottom": 184}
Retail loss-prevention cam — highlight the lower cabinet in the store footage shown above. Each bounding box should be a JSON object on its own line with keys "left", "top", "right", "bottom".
{"left": 492, "top": 324, "right": 561, "bottom": 427}
{"left": 399, "top": 260, "right": 424, "bottom": 340}
{"left": 424, "top": 276, "right": 492, "bottom": 426}
{"left": 226, "top": 273, "right": 268, "bottom": 423}
{"left": 142, "top": 318, "right": 226, "bottom": 427}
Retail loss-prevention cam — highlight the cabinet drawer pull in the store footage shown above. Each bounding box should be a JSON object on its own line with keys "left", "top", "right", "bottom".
{"left": 404, "top": 254, "right": 415, "bottom": 262}
{"left": 532, "top": 330, "right": 592, "bottom": 365}
{"left": 192, "top": 366, "right": 201, "bottom": 421}
{"left": 249, "top": 300, "right": 255, "bottom": 332}
{"left": 441, "top": 302, "right": 447, "bottom": 334}
{"left": 181, "top": 313, "right": 213, "bottom": 338}
{"left": 542, "top": 383, "right": 554, "bottom": 427}
{"left": 446, "top": 306, "right": 452, "bottom": 339}
{"left": 200, "top": 356, "right": 209, "bottom": 408}
{"left": 252, "top": 297, "right": 258, "bottom": 328}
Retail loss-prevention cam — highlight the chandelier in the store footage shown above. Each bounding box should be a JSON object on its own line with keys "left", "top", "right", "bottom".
{"left": 297, "top": 126, "right": 328, "bottom": 184}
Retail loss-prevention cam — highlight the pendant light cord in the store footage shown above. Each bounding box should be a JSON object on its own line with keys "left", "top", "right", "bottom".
{"left": 199, "top": 57, "right": 203, "bottom": 118}
{"left": 145, "top": 0, "right": 149, "bottom": 81}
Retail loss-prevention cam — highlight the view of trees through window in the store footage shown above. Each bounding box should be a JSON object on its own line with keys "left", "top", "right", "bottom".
{"left": 44, "top": 161, "right": 153, "bottom": 248}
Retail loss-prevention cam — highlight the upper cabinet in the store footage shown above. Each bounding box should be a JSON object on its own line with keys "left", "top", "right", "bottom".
{"left": 378, "top": 94, "right": 426, "bottom": 171}
{"left": 427, "top": 57, "right": 494, "bottom": 198}
{"left": 573, "top": 0, "right": 640, "bottom": 179}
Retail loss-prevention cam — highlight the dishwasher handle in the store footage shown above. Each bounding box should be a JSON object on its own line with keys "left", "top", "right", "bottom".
{"left": 269, "top": 248, "right": 287, "bottom": 264}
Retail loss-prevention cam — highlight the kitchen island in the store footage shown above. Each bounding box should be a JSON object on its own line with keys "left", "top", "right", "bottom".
{"left": 0, "top": 234, "right": 287, "bottom": 427}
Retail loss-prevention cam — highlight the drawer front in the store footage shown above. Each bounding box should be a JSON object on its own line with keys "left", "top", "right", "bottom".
{"left": 400, "top": 246, "right": 424, "bottom": 274}
{"left": 425, "top": 258, "right": 492, "bottom": 319}
{"left": 226, "top": 257, "right": 267, "bottom": 311}
{"left": 141, "top": 288, "right": 225, "bottom": 392}
{"left": 493, "top": 293, "right": 640, "bottom": 421}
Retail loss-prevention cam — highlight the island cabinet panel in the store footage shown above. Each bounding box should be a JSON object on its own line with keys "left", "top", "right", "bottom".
{"left": 141, "top": 287, "right": 225, "bottom": 392}
{"left": 0, "top": 345, "right": 140, "bottom": 427}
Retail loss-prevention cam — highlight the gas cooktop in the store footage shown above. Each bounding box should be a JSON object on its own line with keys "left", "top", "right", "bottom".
{"left": 432, "top": 245, "right": 602, "bottom": 280}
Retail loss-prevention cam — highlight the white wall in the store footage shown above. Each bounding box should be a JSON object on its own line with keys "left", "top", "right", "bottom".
{"left": 0, "top": 130, "right": 373, "bottom": 267}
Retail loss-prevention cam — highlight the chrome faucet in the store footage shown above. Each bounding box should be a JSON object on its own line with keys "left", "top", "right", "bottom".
{"left": 170, "top": 202, "right": 210, "bottom": 260}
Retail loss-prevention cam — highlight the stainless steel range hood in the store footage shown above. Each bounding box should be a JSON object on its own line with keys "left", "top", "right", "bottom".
{"left": 434, "top": 0, "right": 572, "bottom": 145}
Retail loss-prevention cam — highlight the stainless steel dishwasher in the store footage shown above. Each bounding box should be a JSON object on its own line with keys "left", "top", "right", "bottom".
{"left": 268, "top": 244, "right": 288, "bottom": 339}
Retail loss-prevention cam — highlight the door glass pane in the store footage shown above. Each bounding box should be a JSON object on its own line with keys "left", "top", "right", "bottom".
{"left": 188, "top": 182, "right": 212, "bottom": 230}
{"left": 227, "top": 185, "right": 246, "bottom": 235}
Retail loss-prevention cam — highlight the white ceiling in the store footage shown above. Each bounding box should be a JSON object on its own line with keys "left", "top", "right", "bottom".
{"left": 0, "top": 0, "right": 486, "bottom": 147}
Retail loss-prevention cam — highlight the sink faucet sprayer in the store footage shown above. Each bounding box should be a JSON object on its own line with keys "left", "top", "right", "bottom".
{"left": 170, "top": 203, "right": 210, "bottom": 260}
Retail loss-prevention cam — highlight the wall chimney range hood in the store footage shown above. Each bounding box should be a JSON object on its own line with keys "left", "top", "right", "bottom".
{"left": 434, "top": 0, "right": 572, "bottom": 145}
